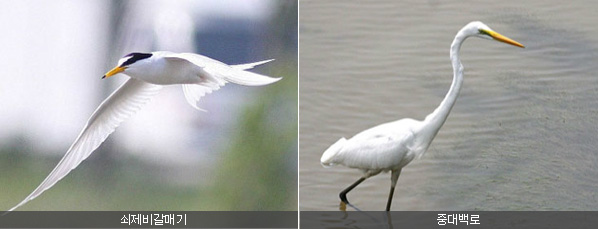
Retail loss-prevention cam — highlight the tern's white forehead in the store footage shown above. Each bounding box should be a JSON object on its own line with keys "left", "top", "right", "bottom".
{"left": 117, "top": 56, "right": 131, "bottom": 67}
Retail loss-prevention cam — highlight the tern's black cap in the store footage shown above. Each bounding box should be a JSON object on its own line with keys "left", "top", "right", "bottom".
{"left": 120, "top": 53, "right": 152, "bottom": 67}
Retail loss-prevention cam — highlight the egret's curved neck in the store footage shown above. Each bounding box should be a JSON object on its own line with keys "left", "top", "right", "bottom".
{"left": 421, "top": 30, "right": 468, "bottom": 139}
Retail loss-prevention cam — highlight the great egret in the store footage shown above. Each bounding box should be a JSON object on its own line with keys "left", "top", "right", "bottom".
{"left": 8, "top": 51, "right": 281, "bottom": 211}
{"left": 320, "top": 21, "right": 524, "bottom": 211}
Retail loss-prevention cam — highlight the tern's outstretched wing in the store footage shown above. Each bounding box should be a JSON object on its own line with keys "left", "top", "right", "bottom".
{"left": 8, "top": 78, "right": 162, "bottom": 211}
{"left": 165, "top": 53, "right": 281, "bottom": 86}
{"left": 181, "top": 83, "right": 222, "bottom": 111}
{"left": 164, "top": 53, "right": 281, "bottom": 110}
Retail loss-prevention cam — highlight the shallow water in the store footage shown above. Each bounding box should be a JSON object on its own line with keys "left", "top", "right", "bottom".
{"left": 300, "top": 0, "right": 598, "bottom": 211}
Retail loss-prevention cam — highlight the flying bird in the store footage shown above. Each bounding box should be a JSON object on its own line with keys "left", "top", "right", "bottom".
{"left": 320, "top": 21, "right": 524, "bottom": 211}
{"left": 8, "top": 51, "right": 281, "bottom": 211}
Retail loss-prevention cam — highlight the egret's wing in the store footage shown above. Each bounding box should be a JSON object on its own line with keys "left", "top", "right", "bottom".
{"left": 341, "top": 131, "right": 414, "bottom": 170}
{"left": 164, "top": 53, "right": 281, "bottom": 86}
{"left": 331, "top": 121, "right": 417, "bottom": 170}
{"left": 8, "top": 78, "right": 162, "bottom": 211}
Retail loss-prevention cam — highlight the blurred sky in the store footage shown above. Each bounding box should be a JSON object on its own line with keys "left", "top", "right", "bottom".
{"left": 0, "top": 0, "right": 284, "bottom": 166}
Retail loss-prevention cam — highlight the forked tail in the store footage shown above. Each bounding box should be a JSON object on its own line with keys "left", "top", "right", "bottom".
{"left": 226, "top": 60, "right": 281, "bottom": 86}
{"left": 231, "top": 59, "right": 274, "bottom": 70}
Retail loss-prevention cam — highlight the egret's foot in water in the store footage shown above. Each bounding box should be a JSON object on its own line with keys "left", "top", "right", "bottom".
{"left": 339, "top": 201, "right": 347, "bottom": 211}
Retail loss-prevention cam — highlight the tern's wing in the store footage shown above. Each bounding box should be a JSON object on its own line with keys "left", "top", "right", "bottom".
{"left": 162, "top": 53, "right": 280, "bottom": 110}
{"left": 164, "top": 53, "right": 282, "bottom": 86}
{"left": 181, "top": 83, "right": 222, "bottom": 111}
{"left": 8, "top": 78, "right": 162, "bottom": 211}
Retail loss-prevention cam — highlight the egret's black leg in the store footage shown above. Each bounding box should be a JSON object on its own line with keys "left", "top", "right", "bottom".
{"left": 339, "top": 177, "right": 366, "bottom": 204}
{"left": 386, "top": 169, "right": 402, "bottom": 211}
{"left": 386, "top": 186, "right": 395, "bottom": 211}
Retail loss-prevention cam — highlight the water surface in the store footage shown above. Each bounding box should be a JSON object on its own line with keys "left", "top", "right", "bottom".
{"left": 300, "top": 0, "right": 598, "bottom": 211}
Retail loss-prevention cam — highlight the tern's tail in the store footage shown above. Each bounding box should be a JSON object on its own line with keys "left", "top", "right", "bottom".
{"left": 231, "top": 59, "right": 274, "bottom": 70}
{"left": 226, "top": 59, "right": 281, "bottom": 86}
{"left": 321, "top": 138, "right": 347, "bottom": 167}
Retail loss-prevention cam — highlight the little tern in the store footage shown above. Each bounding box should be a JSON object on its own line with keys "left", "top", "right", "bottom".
{"left": 8, "top": 51, "right": 281, "bottom": 211}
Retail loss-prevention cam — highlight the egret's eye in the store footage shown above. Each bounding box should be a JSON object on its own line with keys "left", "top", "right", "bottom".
{"left": 478, "top": 29, "right": 491, "bottom": 36}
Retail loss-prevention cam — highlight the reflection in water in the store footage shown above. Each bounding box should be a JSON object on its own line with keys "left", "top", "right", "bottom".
{"left": 303, "top": 211, "right": 439, "bottom": 229}
{"left": 341, "top": 211, "right": 392, "bottom": 229}
{"left": 386, "top": 212, "right": 394, "bottom": 229}
{"left": 340, "top": 201, "right": 364, "bottom": 212}
{"left": 339, "top": 202, "right": 394, "bottom": 228}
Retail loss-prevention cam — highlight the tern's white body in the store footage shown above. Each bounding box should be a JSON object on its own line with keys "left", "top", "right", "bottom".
{"left": 7, "top": 51, "right": 280, "bottom": 212}
{"left": 125, "top": 52, "right": 225, "bottom": 85}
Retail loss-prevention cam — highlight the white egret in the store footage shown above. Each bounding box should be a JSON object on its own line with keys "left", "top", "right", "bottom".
{"left": 8, "top": 51, "right": 281, "bottom": 211}
{"left": 320, "top": 21, "right": 524, "bottom": 211}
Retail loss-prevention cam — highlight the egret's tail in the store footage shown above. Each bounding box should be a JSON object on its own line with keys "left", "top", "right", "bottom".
{"left": 225, "top": 60, "right": 281, "bottom": 86}
{"left": 321, "top": 138, "right": 347, "bottom": 167}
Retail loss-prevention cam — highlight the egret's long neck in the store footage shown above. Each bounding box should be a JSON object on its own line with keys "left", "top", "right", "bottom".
{"left": 421, "top": 31, "right": 467, "bottom": 139}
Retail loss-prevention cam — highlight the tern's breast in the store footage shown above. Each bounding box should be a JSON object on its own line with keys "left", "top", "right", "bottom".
{"left": 129, "top": 58, "right": 203, "bottom": 85}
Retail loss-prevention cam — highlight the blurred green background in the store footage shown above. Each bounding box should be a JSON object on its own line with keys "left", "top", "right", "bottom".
{"left": 0, "top": 0, "right": 297, "bottom": 211}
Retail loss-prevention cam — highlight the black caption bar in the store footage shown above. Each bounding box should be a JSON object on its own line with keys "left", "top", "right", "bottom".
{"left": 300, "top": 211, "right": 598, "bottom": 228}
{"left": 0, "top": 211, "right": 297, "bottom": 228}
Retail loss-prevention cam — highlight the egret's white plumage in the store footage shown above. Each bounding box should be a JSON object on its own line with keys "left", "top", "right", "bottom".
{"left": 8, "top": 51, "right": 280, "bottom": 212}
{"left": 320, "top": 21, "right": 524, "bottom": 211}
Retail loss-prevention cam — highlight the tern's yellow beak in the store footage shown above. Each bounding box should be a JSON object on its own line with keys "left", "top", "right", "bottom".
{"left": 481, "top": 29, "right": 525, "bottom": 48}
{"left": 102, "top": 66, "right": 126, "bottom": 79}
